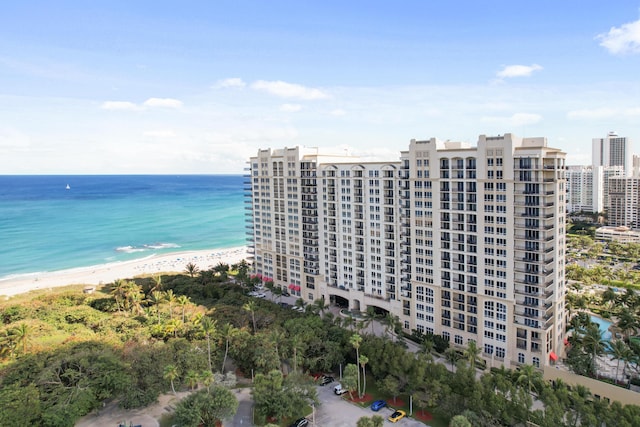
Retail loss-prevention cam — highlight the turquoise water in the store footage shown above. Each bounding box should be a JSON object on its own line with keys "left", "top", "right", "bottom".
{"left": 0, "top": 175, "right": 246, "bottom": 279}
{"left": 590, "top": 315, "right": 612, "bottom": 341}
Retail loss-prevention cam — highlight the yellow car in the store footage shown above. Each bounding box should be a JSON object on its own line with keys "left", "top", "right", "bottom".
{"left": 388, "top": 409, "right": 406, "bottom": 423}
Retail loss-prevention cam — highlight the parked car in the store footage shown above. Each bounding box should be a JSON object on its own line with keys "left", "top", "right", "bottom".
{"left": 289, "top": 417, "right": 309, "bottom": 427}
{"left": 370, "top": 399, "right": 387, "bottom": 411}
{"left": 388, "top": 409, "right": 406, "bottom": 423}
{"left": 334, "top": 384, "right": 348, "bottom": 395}
{"left": 320, "top": 375, "right": 334, "bottom": 386}
{"left": 254, "top": 292, "right": 266, "bottom": 298}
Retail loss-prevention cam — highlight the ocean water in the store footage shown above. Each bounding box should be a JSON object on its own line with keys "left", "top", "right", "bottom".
{"left": 0, "top": 175, "right": 247, "bottom": 280}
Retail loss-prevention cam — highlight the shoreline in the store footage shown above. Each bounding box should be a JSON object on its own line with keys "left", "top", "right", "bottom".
{"left": 0, "top": 246, "right": 249, "bottom": 298}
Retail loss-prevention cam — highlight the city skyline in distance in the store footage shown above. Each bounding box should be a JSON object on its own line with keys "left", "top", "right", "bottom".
{"left": 1, "top": 1, "right": 639, "bottom": 174}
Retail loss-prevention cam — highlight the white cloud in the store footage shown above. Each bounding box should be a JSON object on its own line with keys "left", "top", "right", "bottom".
{"left": 280, "top": 103, "right": 302, "bottom": 112}
{"left": 567, "top": 108, "right": 617, "bottom": 120}
{"left": 511, "top": 113, "right": 542, "bottom": 126}
{"left": 251, "top": 80, "right": 329, "bottom": 100}
{"left": 330, "top": 109, "right": 347, "bottom": 116}
{"left": 143, "top": 130, "right": 177, "bottom": 138}
{"left": 597, "top": 19, "right": 640, "bottom": 55}
{"left": 567, "top": 107, "right": 640, "bottom": 119}
{"left": 101, "top": 101, "right": 140, "bottom": 111}
{"left": 482, "top": 112, "right": 542, "bottom": 126}
{"left": 143, "top": 98, "right": 183, "bottom": 108}
{"left": 496, "top": 64, "right": 543, "bottom": 79}
{"left": 0, "top": 126, "right": 31, "bottom": 149}
{"left": 213, "top": 77, "right": 246, "bottom": 88}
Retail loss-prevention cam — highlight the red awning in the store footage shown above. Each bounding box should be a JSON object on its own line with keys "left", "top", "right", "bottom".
{"left": 549, "top": 351, "right": 558, "bottom": 361}
{"left": 294, "top": 285, "right": 301, "bottom": 291}
{"left": 288, "top": 284, "right": 295, "bottom": 289}
{"left": 563, "top": 338, "right": 569, "bottom": 346}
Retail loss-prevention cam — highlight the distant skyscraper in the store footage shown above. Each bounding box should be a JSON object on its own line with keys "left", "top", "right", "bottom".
{"left": 592, "top": 132, "right": 632, "bottom": 176}
{"left": 567, "top": 165, "right": 595, "bottom": 213}
{"left": 590, "top": 132, "right": 632, "bottom": 214}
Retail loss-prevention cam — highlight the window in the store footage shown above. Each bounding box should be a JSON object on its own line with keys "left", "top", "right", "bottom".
{"left": 484, "top": 344, "right": 494, "bottom": 354}
{"left": 533, "top": 357, "right": 540, "bottom": 368}
{"left": 518, "top": 353, "right": 525, "bottom": 364}
{"left": 455, "top": 335, "right": 463, "bottom": 345}
{"left": 496, "top": 347, "right": 505, "bottom": 358}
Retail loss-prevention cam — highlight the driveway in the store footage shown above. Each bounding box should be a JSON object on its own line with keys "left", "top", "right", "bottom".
{"left": 314, "top": 382, "right": 429, "bottom": 427}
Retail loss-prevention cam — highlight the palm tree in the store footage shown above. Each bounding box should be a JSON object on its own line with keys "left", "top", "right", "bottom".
{"left": 184, "top": 262, "right": 199, "bottom": 278}
{"left": 199, "top": 269, "right": 214, "bottom": 285}
{"left": 177, "top": 295, "right": 191, "bottom": 323}
{"left": 313, "top": 297, "right": 330, "bottom": 316}
{"left": 13, "top": 323, "right": 31, "bottom": 355}
{"left": 147, "top": 290, "right": 165, "bottom": 323}
{"left": 243, "top": 300, "right": 258, "bottom": 333}
{"left": 382, "top": 313, "right": 402, "bottom": 342}
{"left": 219, "top": 322, "right": 238, "bottom": 373}
{"left": 151, "top": 275, "right": 163, "bottom": 292}
{"left": 615, "top": 308, "right": 638, "bottom": 339}
{"left": 128, "top": 289, "right": 145, "bottom": 316}
{"left": 600, "top": 286, "right": 617, "bottom": 310}
{"left": 185, "top": 370, "right": 199, "bottom": 391}
{"left": 200, "top": 370, "right": 214, "bottom": 391}
{"left": 359, "top": 354, "right": 369, "bottom": 398}
{"left": 268, "top": 328, "right": 286, "bottom": 364}
{"left": 421, "top": 339, "right": 434, "bottom": 361}
{"left": 233, "top": 259, "right": 250, "bottom": 280}
{"left": 165, "top": 290, "right": 177, "bottom": 319}
{"left": 608, "top": 339, "right": 631, "bottom": 383}
{"left": 516, "top": 364, "right": 541, "bottom": 397}
{"left": 213, "top": 262, "right": 230, "bottom": 279}
{"left": 164, "top": 364, "right": 179, "bottom": 395}
{"left": 444, "top": 348, "right": 458, "bottom": 371}
{"left": 111, "top": 279, "right": 128, "bottom": 312}
{"left": 200, "top": 316, "right": 217, "bottom": 372}
{"left": 581, "top": 323, "right": 607, "bottom": 373}
{"left": 0, "top": 329, "right": 17, "bottom": 359}
{"left": 350, "top": 333, "right": 363, "bottom": 397}
{"left": 362, "top": 306, "right": 377, "bottom": 335}
{"left": 165, "top": 318, "right": 182, "bottom": 338}
{"left": 463, "top": 340, "right": 481, "bottom": 369}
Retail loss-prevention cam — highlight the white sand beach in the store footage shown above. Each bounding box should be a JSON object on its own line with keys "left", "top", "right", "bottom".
{"left": 0, "top": 246, "right": 249, "bottom": 297}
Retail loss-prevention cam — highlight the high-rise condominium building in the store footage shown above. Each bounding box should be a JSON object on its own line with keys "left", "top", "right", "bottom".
{"left": 247, "top": 134, "right": 567, "bottom": 369}
{"left": 592, "top": 132, "right": 632, "bottom": 174}
{"left": 567, "top": 165, "right": 595, "bottom": 213}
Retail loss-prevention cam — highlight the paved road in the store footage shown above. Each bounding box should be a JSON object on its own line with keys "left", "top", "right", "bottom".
{"left": 229, "top": 379, "right": 430, "bottom": 426}
{"left": 230, "top": 388, "right": 253, "bottom": 426}
{"left": 314, "top": 381, "right": 430, "bottom": 427}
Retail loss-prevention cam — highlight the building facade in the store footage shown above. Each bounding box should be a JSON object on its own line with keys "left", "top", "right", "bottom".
{"left": 566, "top": 165, "right": 595, "bottom": 213}
{"left": 247, "top": 134, "right": 567, "bottom": 369}
{"left": 592, "top": 132, "right": 632, "bottom": 174}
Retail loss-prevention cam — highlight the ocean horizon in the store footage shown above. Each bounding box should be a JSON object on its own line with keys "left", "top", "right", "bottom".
{"left": 0, "top": 175, "right": 247, "bottom": 280}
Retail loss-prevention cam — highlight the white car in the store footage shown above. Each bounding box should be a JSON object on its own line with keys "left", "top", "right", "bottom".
{"left": 254, "top": 292, "right": 267, "bottom": 298}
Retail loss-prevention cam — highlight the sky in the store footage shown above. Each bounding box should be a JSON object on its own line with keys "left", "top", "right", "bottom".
{"left": 1, "top": 1, "right": 640, "bottom": 174}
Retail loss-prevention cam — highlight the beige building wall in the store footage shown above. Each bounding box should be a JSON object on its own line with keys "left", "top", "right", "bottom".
{"left": 544, "top": 366, "right": 638, "bottom": 406}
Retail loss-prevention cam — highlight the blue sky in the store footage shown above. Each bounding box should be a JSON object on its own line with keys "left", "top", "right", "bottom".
{"left": 1, "top": 1, "right": 639, "bottom": 173}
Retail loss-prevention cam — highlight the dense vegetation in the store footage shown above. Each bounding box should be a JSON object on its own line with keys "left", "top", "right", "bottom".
{"left": 1, "top": 255, "right": 640, "bottom": 426}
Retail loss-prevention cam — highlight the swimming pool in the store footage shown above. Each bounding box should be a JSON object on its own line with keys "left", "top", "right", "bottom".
{"left": 590, "top": 315, "right": 612, "bottom": 341}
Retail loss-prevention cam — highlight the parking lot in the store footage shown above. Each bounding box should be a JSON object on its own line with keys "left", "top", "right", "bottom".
{"left": 312, "top": 380, "right": 430, "bottom": 427}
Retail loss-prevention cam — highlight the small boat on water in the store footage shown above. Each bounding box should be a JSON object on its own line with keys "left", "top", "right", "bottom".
{"left": 66, "top": 184, "right": 71, "bottom": 190}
